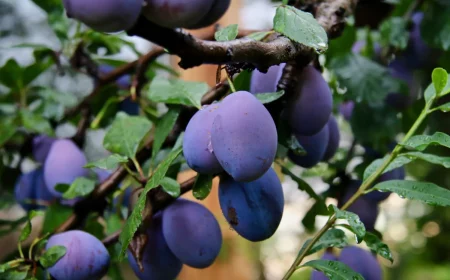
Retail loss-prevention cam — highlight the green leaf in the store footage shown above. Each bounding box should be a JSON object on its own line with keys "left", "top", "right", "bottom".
{"left": 160, "top": 177, "right": 180, "bottom": 198}
{"left": 299, "top": 229, "right": 348, "bottom": 257}
{"left": 193, "top": 173, "right": 213, "bottom": 200}
{"left": 302, "top": 260, "right": 364, "bottom": 280}
{"left": 432, "top": 68, "right": 448, "bottom": 95}
{"left": 330, "top": 205, "right": 366, "bottom": 242}
{"left": 278, "top": 164, "right": 323, "bottom": 203}
{"left": 118, "top": 147, "right": 183, "bottom": 260}
{"left": 0, "top": 59, "right": 23, "bottom": 91}
{"left": 147, "top": 76, "right": 208, "bottom": 109}
{"left": 302, "top": 200, "right": 330, "bottom": 232}
{"left": 103, "top": 113, "right": 152, "bottom": 158}
{"left": 364, "top": 232, "right": 393, "bottom": 263}
{"left": 424, "top": 83, "right": 437, "bottom": 104}
{"left": 363, "top": 155, "right": 412, "bottom": 181}
{"left": 273, "top": 5, "right": 328, "bottom": 53}
{"left": 402, "top": 132, "right": 450, "bottom": 151}
{"left": 0, "top": 270, "right": 28, "bottom": 280}
{"left": 20, "top": 110, "right": 53, "bottom": 136}
{"left": 0, "top": 120, "right": 16, "bottom": 148}
{"left": 379, "top": 17, "right": 409, "bottom": 50}
{"left": 421, "top": 2, "right": 450, "bottom": 51}
{"left": 40, "top": 245, "right": 66, "bottom": 268}
{"left": 254, "top": 90, "right": 285, "bottom": 104}
{"left": 433, "top": 102, "right": 450, "bottom": 112}
{"left": 152, "top": 107, "right": 180, "bottom": 164}
{"left": 62, "top": 177, "right": 96, "bottom": 200}
{"left": 214, "top": 24, "right": 239, "bottom": 42}
{"left": 247, "top": 31, "right": 273, "bottom": 41}
{"left": 31, "top": 0, "right": 63, "bottom": 14}
{"left": 42, "top": 204, "right": 73, "bottom": 234}
{"left": 373, "top": 180, "right": 450, "bottom": 207}
{"left": 19, "top": 210, "right": 44, "bottom": 242}
{"left": 401, "top": 151, "right": 450, "bottom": 168}
{"left": 84, "top": 154, "right": 129, "bottom": 170}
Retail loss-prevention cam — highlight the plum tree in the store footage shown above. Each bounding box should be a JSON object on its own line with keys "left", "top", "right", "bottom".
{"left": 183, "top": 103, "right": 224, "bottom": 175}
{"left": 43, "top": 139, "right": 89, "bottom": 197}
{"left": 339, "top": 246, "right": 383, "bottom": 280}
{"left": 46, "top": 230, "right": 110, "bottom": 280}
{"left": 62, "top": 0, "right": 143, "bottom": 32}
{"left": 128, "top": 213, "right": 183, "bottom": 280}
{"left": 218, "top": 167, "right": 284, "bottom": 242}
{"left": 186, "top": 0, "right": 231, "bottom": 29}
{"left": 211, "top": 91, "right": 277, "bottom": 182}
{"left": 250, "top": 63, "right": 286, "bottom": 94}
{"left": 162, "top": 198, "right": 222, "bottom": 268}
{"left": 14, "top": 168, "right": 55, "bottom": 211}
{"left": 32, "top": 135, "right": 56, "bottom": 164}
{"left": 322, "top": 116, "right": 340, "bottom": 161}
{"left": 288, "top": 124, "right": 330, "bottom": 168}
{"left": 142, "top": 0, "right": 215, "bottom": 29}
{"left": 311, "top": 251, "right": 338, "bottom": 280}
{"left": 286, "top": 65, "right": 333, "bottom": 136}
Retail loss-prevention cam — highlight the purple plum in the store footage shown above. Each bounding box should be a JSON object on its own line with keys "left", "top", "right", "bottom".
{"left": 32, "top": 135, "right": 56, "bottom": 164}
{"left": 186, "top": 0, "right": 231, "bottom": 29}
{"left": 322, "top": 116, "right": 340, "bottom": 161}
{"left": 339, "top": 101, "right": 354, "bottom": 121}
{"left": 366, "top": 167, "right": 406, "bottom": 202}
{"left": 339, "top": 246, "right": 383, "bottom": 280}
{"left": 250, "top": 63, "right": 286, "bottom": 94}
{"left": 288, "top": 124, "right": 330, "bottom": 168}
{"left": 14, "top": 168, "right": 56, "bottom": 211}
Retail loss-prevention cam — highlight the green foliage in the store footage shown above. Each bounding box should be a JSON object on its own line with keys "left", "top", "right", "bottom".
{"left": 299, "top": 229, "right": 348, "bottom": 257}
{"left": 302, "top": 259, "right": 364, "bottom": 280}
{"left": 62, "top": 177, "right": 96, "bottom": 199}
{"left": 85, "top": 154, "right": 129, "bottom": 170}
{"left": 215, "top": 24, "right": 239, "bottom": 42}
{"left": 329, "top": 205, "right": 366, "bottom": 242}
{"left": 254, "top": 90, "right": 285, "bottom": 104}
{"left": 39, "top": 246, "right": 66, "bottom": 268}
{"left": 192, "top": 173, "right": 213, "bottom": 200}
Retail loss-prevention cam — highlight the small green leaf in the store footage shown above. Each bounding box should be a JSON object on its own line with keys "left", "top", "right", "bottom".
{"left": 19, "top": 210, "right": 44, "bottom": 242}
{"left": 193, "top": 173, "right": 213, "bottom": 200}
{"left": 278, "top": 164, "right": 323, "bottom": 203}
{"left": 62, "top": 177, "right": 96, "bottom": 200}
{"left": 364, "top": 232, "right": 393, "bottom": 263}
{"left": 299, "top": 229, "right": 348, "bottom": 257}
{"left": 433, "top": 102, "right": 450, "bottom": 112}
{"left": 363, "top": 155, "right": 412, "bottom": 181}
{"left": 401, "top": 151, "right": 450, "bottom": 168}
{"left": 286, "top": 135, "right": 306, "bottom": 155}
{"left": 373, "top": 180, "right": 450, "bottom": 206}
{"left": 380, "top": 17, "right": 409, "bottom": 50}
{"left": 302, "top": 260, "right": 364, "bottom": 280}
{"left": 424, "top": 83, "right": 437, "bottom": 104}
{"left": 42, "top": 204, "right": 73, "bottom": 234}
{"left": 84, "top": 154, "right": 129, "bottom": 170}
{"left": 247, "top": 31, "right": 273, "bottom": 41}
{"left": 20, "top": 109, "right": 53, "bottom": 136}
{"left": 432, "top": 68, "right": 448, "bottom": 95}
{"left": 40, "top": 245, "right": 66, "bottom": 268}
{"left": 0, "top": 119, "right": 16, "bottom": 148}
{"left": 160, "top": 177, "right": 180, "bottom": 198}
{"left": 0, "top": 270, "right": 28, "bottom": 280}
{"left": 118, "top": 147, "right": 182, "bottom": 260}
{"left": 302, "top": 200, "right": 330, "bottom": 232}
{"left": 273, "top": 5, "right": 328, "bottom": 52}
{"left": 254, "top": 90, "right": 285, "bottom": 104}
{"left": 330, "top": 205, "right": 366, "bottom": 242}
{"left": 402, "top": 132, "right": 450, "bottom": 151}
{"left": 214, "top": 24, "right": 239, "bottom": 42}
{"left": 152, "top": 107, "right": 180, "bottom": 164}
{"left": 103, "top": 113, "right": 152, "bottom": 158}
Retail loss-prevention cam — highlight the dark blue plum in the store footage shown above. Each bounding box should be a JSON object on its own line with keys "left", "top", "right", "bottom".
{"left": 288, "top": 124, "right": 329, "bottom": 168}
{"left": 119, "top": 97, "right": 140, "bottom": 116}
{"left": 142, "top": 0, "right": 215, "bottom": 29}
{"left": 14, "top": 168, "right": 56, "bottom": 211}
{"left": 218, "top": 167, "right": 284, "bottom": 242}
{"left": 32, "top": 135, "right": 56, "bottom": 164}
{"left": 339, "top": 246, "right": 383, "bottom": 280}
{"left": 250, "top": 63, "right": 285, "bottom": 94}
{"left": 97, "top": 64, "right": 131, "bottom": 90}
{"left": 286, "top": 65, "right": 333, "bottom": 136}
{"left": 339, "top": 101, "right": 354, "bottom": 121}
{"left": 162, "top": 198, "right": 222, "bottom": 268}
{"left": 128, "top": 213, "right": 183, "bottom": 280}
{"left": 186, "top": 0, "right": 231, "bottom": 29}
{"left": 322, "top": 116, "right": 340, "bottom": 161}
{"left": 211, "top": 91, "right": 278, "bottom": 182}
{"left": 62, "top": 0, "right": 142, "bottom": 32}
{"left": 366, "top": 167, "right": 406, "bottom": 202}
{"left": 311, "top": 251, "right": 338, "bottom": 280}
{"left": 183, "top": 103, "right": 224, "bottom": 175}
{"left": 46, "top": 230, "right": 110, "bottom": 280}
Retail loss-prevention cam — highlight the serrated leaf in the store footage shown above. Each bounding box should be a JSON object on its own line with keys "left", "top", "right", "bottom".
{"left": 40, "top": 245, "right": 66, "bottom": 268}
{"left": 373, "top": 180, "right": 450, "bottom": 206}
{"left": 330, "top": 205, "right": 366, "bottom": 242}
{"left": 152, "top": 107, "right": 180, "bottom": 163}
{"left": 302, "top": 260, "right": 364, "bottom": 280}
{"left": 363, "top": 155, "right": 412, "bottom": 181}
{"left": 84, "top": 154, "right": 128, "bottom": 170}
{"left": 402, "top": 132, "right": 450, "bottom": 151}
{"left": 20, "top": 110, "right": 53, "bottom": 136}
{"left": 215, "top": 24, "right": 239, "bottom": 42}
{"left": 364, "top": 232, "right": 393, "bottom": 263}
{"left": 254, "top": 90, "right": 285, "bottom": 104}
{"left": 278, "top": 164, "right": 323, "bottom": 202}
{"left": 62, "top": 177, "right": 96, "bottom": 200}
{"left": 193, "top": 173, "right": 213, "bottom": 200}
{"left": 273, "top": 5, "right": 328, "bottom": 52}
{"left": 0, "top": 120, "right": 16, "bottom": 148}
{"left": 147, "top": 76, "right": 208, "bottom": 109}
{"left": 299, "top": 229, "right": 348, "bottom": 257}
{"left": 401, "top": 151, "right": 450, "bottom": 168}
{"left": 160, "top": 177, "right": 180, "bottom": 198}
{"left": 19, "top": 210, "right": 44, "bottom": 242}
{"left": 42, "top": 204, "right": 73, "bottom": 234}
{"left": 432, "top": 68, "right": 448, "bottom": 95}
{"left": 380, "top": 17, "right": 409, "bottom": 50}
{"left": 118, "top": 147, "right": 182, "bottom": 260}
{"left": 103, "top": 113, "right": 152, "bottom": 158}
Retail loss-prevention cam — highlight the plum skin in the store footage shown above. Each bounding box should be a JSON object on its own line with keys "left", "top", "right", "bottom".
{"left": 322, "top": 116, "right": 340, "bottom": 161}
{"left": 288, "top": 124, "right": 330, "bottom": 168}
{"left": 14, "top": 168, "right": 55, "bottom": 211}
{"left": 211, "top": 91, "right": 278, "bottom": 182}
{"left": 339, "top": 246, "right": 383, "bottom": 280}
{"left": 128, "top": 213, "right": 183, "bottom": 280}
{"left": 183, "top": 103, "right": 224, "bottom": 175}
{"left": 62, "top": 0, "right": 142, "bottom": 33}
{"left": 218, "top": 167, "right": 284, "bottom": 242}
{"left": 186, "top": 0, "right": 231, "bottom": 29}
{"left": 32, "top": 135, "right": 56, "bottom": 164}
{"left": 46, "top": 230, "right": 110, "bottom": 280}
{"left": 162, "top": 199, "right": 222, "bottom": 268}
{"left": 250, "top": 63, "right": 286, "bottom": 95}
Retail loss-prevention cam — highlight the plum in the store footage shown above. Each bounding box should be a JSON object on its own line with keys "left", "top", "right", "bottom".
{"left": 211, "top": 91, "right": 277, "bottom": 182}
{"left": 46, "top": 230, "right": 110, "bottom": 280}
{"left": 339, "top": 246, "right": 383, "bottom": 280}
{"left": 142, "top": 0, "right": 215, "bottom": 29}
{"left": 162, "top": 198, "right": 222, "bottom": 268}
{"left": 32, "top": 135, "right": 56, "bottom": 164}
{"left": 322, "top": 116, "right": 340, "bottom": 161}
{"left": 366, "top": 167, "right": 405, "bottom": 202}
{"left": 286, "top": 65, "right": 333, "bottom": 136}
{"left": 119, "top": 97, "right": 140, "bottom": 116}
{"left": 183, "top": 103, "right": 224, "bottom": 175}
{"left": 218, "top": 167, "right": 284, "bottom": 242}
{"left": 311, "top": 251, "right": 338, "bottom": 280}
{"left": 62, "top": 0, "right": 142, "bottom": 32}
{"left": 97, "top": 64, "right": 131, "bottom": 90}
{"left": 128, "top": 213, "right": 183, "bottom": 280}
{"left": 288, "top": 124, "right": 329, "bottom": 168}
{"left": 186, "top": 0, "right": 231, "bottom": 29}
{"left": 250, "top": 63, "right": 286, "bottom": 94}
{"left": 339, "top": 101, "right": 354, "bottom": 121}
{"left": 14, "top": 168, "right": 55, "bottom": 211}
{"left": 43, "top": 139, "right": 89, "bottom": 197}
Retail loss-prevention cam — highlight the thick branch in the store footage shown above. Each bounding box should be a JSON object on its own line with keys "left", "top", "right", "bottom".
{"left": 314, "top": 0, "right": 359, "bottom": 39}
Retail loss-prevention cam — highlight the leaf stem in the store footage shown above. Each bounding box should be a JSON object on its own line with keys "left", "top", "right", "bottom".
{"left": 132, "top": 157, "right": 146, "bottom": 181}
{"left": 122, "top": 163, "right": 144, "bottom": 184}
{"left": 227, "top": 75, "right": 236, "bottom": 93}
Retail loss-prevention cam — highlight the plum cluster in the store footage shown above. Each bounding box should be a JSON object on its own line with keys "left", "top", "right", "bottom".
{"left": 128, "top": 198, "right": 222, "bottom": 280}
{"left": 62, "top": 0, "right": 230, "bottom": 33}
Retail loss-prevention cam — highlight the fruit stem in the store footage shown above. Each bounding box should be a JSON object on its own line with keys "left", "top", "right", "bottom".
{"left": 226, "top": 75, "right": 236, "bottom": 93}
